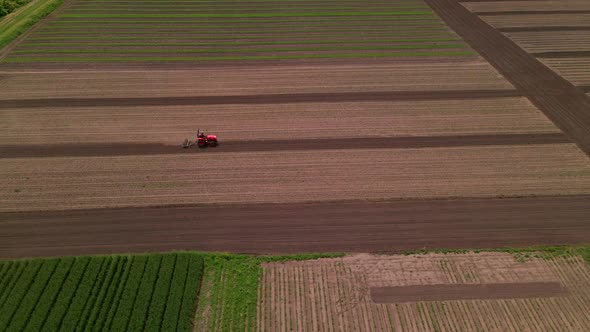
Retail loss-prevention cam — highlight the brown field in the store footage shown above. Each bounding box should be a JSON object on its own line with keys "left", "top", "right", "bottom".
{"left": 3, "top": 144, "right": 590, "bottom": 212}
{"left": 0, "top": 97, "right": 560, "bottom": 145}
{"left": 258, "top": 252, "right": 590, "bottom": 331}
{"left": 505, "top": 31, "right": 590, "bottom": 53}
{"left": 1, "top": 0, "right": 590, "bottom": 257}
{"left": 463, "top": 0, "right": 590, "bottom": 13}
{"left": 538, "top": 57, "right": 590, "bottom": 86}
{"left": 480, "top": 13, "right": 590, "bottom": 29}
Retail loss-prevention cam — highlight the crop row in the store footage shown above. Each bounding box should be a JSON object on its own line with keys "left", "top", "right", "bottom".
{"left": 4, "top": 51, "right": 475, "bottom": 63}
{"left": 0, "top": 253, "right": 204, "bottom": 331}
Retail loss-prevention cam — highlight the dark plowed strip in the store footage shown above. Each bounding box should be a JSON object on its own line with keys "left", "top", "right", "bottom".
{"left": 370, "top": 282, "right": 567, "bottom": 303}
{"left": 534, "top": 51, "right": 590, "bottom": 58}
{"left": 426, "top": 0, "right": 590, "bottom": 157}
{"left": 0, "top": 89, "right": 521, "bottom": 109}
{"left": 1, "top": 195, "right": 589, "bottom": 258}
{"left": 499, "top": 26, "right": 590, "bottom": 33}
{"left": 477, "top": 10, "right": 590, "bottom": 15}
{"left": 0, "top": 133, "right": 569, "bottom": 158}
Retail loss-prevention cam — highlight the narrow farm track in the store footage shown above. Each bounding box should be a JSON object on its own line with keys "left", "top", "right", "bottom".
{"left": 425, "top": 0, "right": 590, "bottom": 157}
{"left": 1, "top": 195, "right": 589, "bottom": 258}
{"left": 0, "top": 89, "right": 521, "bottom": 109}
{"left": 0, "top": 133, "right": 571, "bottom": 158}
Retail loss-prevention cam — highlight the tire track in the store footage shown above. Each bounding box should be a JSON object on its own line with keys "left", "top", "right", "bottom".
{"left": 0, "top": 133, "right": 570, "bottom": 158}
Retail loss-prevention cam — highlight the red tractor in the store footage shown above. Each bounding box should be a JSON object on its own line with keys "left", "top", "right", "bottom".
{"left": 181, "top": 129, "right": 218, "bottom": 149}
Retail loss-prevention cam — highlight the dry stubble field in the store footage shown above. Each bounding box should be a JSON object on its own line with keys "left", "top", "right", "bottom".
{"left": 258, "top": 252, "right": 590, "bottom": 331}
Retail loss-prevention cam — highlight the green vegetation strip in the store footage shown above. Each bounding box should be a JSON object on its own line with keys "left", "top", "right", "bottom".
{"left": 21, "top": 37, "right": 461, "bottom": 47}
{"left": 0, "top": 247, "right": 587, "bottom": 331}
{"left": 0, "top": 0, "right": 63, "bottom": 50}
{"left": 4, "top": 51, "right": 475, "bottom": 62}
{"left": 0, "top": 253, "right": 203, "bottom": 332}
{"left": 13, "top": 44, "right": 467, "bottom": 54}
{"left": 27, "top": 32, "right": 454, "bottom": 40}
{"left": 49, "top": 16, "right": 439, "bottom": 24}
{"left": 60, "top": 11, "right": 432, "bottom": 18}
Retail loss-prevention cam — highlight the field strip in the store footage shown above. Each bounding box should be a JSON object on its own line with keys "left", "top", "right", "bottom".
{"left": 258, "top": 253, "right": 590, "bottom": 331}
{"left": 370, "top": 282, "right": 567, "bottom": 303}
{"left": 534, "top": 51, "right": 590, "bottom": 58}
{"left": 0, "top": 133, "right": 569, "bottom": 158}
{"left": 1, "top": 195, "right": 590, "bottom": 257}
{"left": 426, "top": 0, "right": 590, "bottom": 157}
{"left": 476, "top": 10, "right": 590, "bottom": 16}
{"left": 2, "top": 144, "right": 589, "bottom": 212}
{"left": 499, "top": 26, "right": 590, "bottom": 33}
{"left": 0, "top": 90, "right": 521, "bottom": 108}
{"left": 463, "top": 1, "right": 590, "bottom": 13}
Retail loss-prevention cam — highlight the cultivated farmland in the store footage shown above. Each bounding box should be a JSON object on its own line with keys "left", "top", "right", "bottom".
{"left": 0, "top": 252, "right": 204, "bottom": 331}
{"left": 1, "top": 0, "right": 475, "bottom": 64}
{"left": 258, "top": 252, "right": 590, "bottom": 331}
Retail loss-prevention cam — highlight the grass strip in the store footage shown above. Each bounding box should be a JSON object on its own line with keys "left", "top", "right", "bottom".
{"left": 60, "top": 11, "right": 432, "bottom": 18}
{"left": 3, "top": 51, "right": 476, "bottom": 62}
{"left": 48, "top": 16, "right": 440, "bottom": 24}
{"left": 30, "top": 31, "right": 450, "bottom": 40}
{"left": 6, "top": 259, "right": 59, "bottom": 332}
{"left": 42, "top": 257, "right": 91, "bottom": 331}
{"left": 0, "top": 0, "right": 64, "bottom": 50}
{"left": 21, "top": 37, "right": 461, "bottom": 47}
{"left": 0, "top": 259, "right": 44, "bottom": 330}
{"left": 13, "top": 44, "right": 468, "bottom": 55}
{"left": 23, "top": 257, "right": 75, "bottom": 332}
{"left": 67, "top": 6, "right": 430, "bottom": 11}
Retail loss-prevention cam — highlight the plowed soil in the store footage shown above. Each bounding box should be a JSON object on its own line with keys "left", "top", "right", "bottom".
{"left": 1, "top": 195, "right": 589, "bottom": 258}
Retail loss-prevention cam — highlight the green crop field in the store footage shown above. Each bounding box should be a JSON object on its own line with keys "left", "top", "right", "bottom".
{"left": 0, "top": 249, "right": 588, "bottom": 331}
{"left": 1, "top": 0, "right": 475, "bottom": 63}
{"left": 0, "top": 252, "right": 203, "bottom": 332}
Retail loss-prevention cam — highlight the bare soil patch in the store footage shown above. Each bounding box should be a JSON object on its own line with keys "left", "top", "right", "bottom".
{"left": 1, "top": 196, "right": 589, "bottom": 258}
{"left": 370, "top": 282, "right": 567, "bottom": 303}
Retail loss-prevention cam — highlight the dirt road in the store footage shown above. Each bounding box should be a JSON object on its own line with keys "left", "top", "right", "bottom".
{"left": 1, "top": 195, "right": 589, "bottom": 258}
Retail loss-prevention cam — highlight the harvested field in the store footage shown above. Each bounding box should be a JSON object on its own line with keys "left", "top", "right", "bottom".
{"left": 1, "top": 0, "right": 475, "bottom": 64}
{"left": 2, "top": 144, "right": 590, "bottom": 212}
{"left": 0, "top": 252, "right": 204, "bottom": 332}
{"left": 258, "top": 252, "right": 590, "bottom": 331}
{"left": 0, "top": 98, "right": 560, "bottom": 145}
